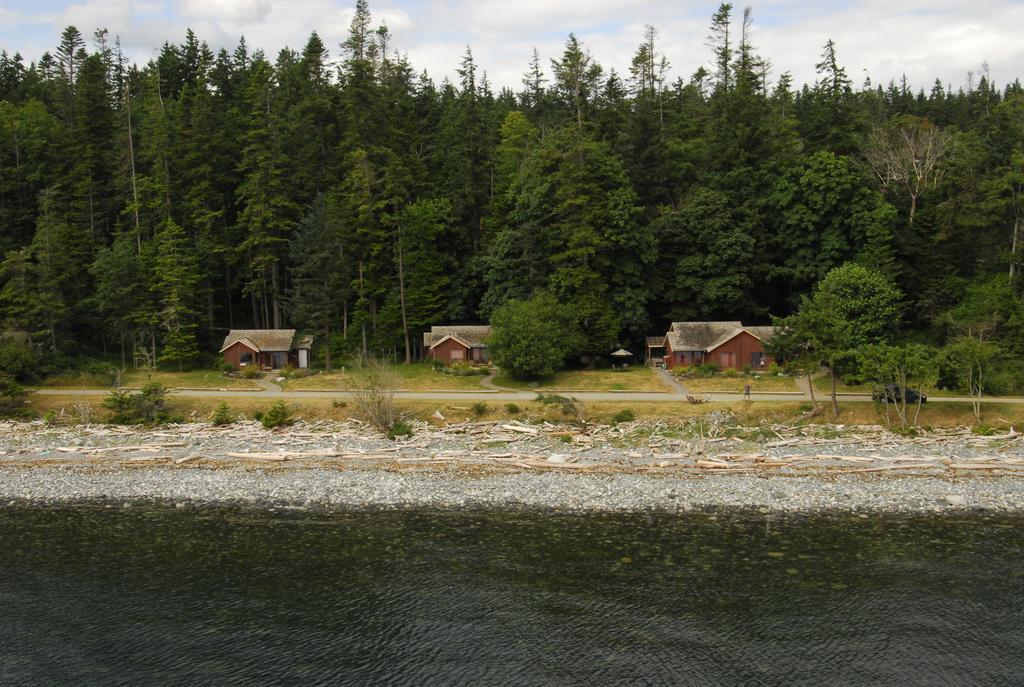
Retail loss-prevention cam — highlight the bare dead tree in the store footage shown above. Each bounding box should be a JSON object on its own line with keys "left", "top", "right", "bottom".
{"left": 865, "top": 117, "right": 953, "bottom": 225}
{"left": 346, "top": 357, "right": 400, "bottom": 432}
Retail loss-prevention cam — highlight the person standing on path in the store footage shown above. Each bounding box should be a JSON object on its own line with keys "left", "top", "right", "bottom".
{"left": 743, "top": 383, "right": 751, "bottom": 400}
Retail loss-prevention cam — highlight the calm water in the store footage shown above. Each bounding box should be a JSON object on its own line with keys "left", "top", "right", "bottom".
{"left": 0, "top": 506, "right": 1021, "bottom": 686}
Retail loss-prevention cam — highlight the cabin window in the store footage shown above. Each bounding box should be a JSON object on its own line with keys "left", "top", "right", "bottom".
{"left": 272, "top": 352, "right": 287, "bottom": 369}
{"left": 451, "top": 348, "right": 465, "bottom": 360}
{"left": 719, "top": 352, "right": 736, "bottom": 368}
{"left": 751, "top": 352, "right": 766, "bottom": 368}
{"left": 240, "top": 352, "right": 253, "bottom": 365}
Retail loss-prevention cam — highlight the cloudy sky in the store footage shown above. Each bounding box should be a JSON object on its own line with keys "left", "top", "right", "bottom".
{"left": 1, "top": 0, "right": 1021, "bottom": 92}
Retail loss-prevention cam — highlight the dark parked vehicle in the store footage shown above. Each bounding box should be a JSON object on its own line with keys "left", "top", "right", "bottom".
{"left": 872, "top": 385, "right": 928, "bottom": 404}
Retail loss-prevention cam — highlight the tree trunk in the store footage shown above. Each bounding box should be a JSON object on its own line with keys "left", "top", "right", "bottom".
{"left": 207, "top": 287, "right": 214, "bottom": 333}
{"left": 1011, "top": 216, "right": 1020, "bottom": 282}
{"left": 396, "top": 229, "right": 411, "bottom": 364}
{"left": 126, "top": 91, "right": 141, "bottom": 249}
{"left": 830, "top": 366, "right": 839, "bottom": 417}
{"left": 225, "top": 265, "right": 235, "bottom": 328}
{"left": 271, "top": 262, "right": 282, "bottom": 329}
{"left": 88, "top": 178, "right": 96, "bottom": 241}
{"left": 973, "top": 364, "right": 983, "bottom": 423}
{"left": 250, "top": 292, "right": 259, "bottom": 329}
{"left": 359, "top": 262, "right": 367, "bottom": 359}
{"left": 324, "top": 324, "right": 332, "bottom": 372}
{"left": 806, "top": 370, "right": 816, "bottom": 405}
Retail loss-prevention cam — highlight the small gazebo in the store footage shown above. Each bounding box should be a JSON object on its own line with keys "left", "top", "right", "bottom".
{"left": 610, "top": 348, "right": 634, "bottom": 369}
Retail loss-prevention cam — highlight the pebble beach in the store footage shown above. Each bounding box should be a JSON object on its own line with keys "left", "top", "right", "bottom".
{"left": 2, "top": 417, "right": 1023, "bottom": 514}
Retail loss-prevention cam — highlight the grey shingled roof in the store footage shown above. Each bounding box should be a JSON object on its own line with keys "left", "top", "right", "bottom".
{"left": 220, "top": 329, "right": 298, "bottom": 353}
{"left": 665, "top": 322, "right": 775, "bottom": 352}
{"left": 743, "top": 326, "right": 776, "bottom": 342}
{"left": 423, "top": 325, "right": 492, "bottom": 349}
{"left": 665, "top": 322, "right": 743, "bottom": 351}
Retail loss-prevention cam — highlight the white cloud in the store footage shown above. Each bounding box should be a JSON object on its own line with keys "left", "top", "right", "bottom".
{"left": 1, "top": 0, "right": 1022, "bottom": 95}
{"left": 179, "top": 0, "right": 274, "bottom": 24}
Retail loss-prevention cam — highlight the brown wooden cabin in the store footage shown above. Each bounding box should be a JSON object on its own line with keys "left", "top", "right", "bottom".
{"left": 220, "top": 330, "right": 313, "bottom": 370}
{"left": 423, "top": 325, "right": 492, "bottom": 366}
{"left": 660, "top": 321, "right": 775, "bottom": 371}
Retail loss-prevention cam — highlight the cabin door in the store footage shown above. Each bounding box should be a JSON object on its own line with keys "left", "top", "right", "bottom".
{"left": 298, "top": 350, "right": 308, "bottom": 368}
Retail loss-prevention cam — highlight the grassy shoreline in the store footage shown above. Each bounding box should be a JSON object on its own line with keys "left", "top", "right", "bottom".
{"left": 26, "top": 392, "right": 1024, "bottom": 429}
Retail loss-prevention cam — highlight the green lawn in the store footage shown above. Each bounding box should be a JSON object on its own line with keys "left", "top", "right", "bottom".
{"left": 122, "top": 370, "right": 262, "bottom": 389}
{"left": 492, "top": 367, "right": 668, "bottom": 392}
{"left": 683, "top": 374, "right": 800, "bottom": 393}
{"left": 282, "top": 362, "right": 489, "bottom": 391}
{"left": 41, "top": 369, "right": 261, "bottom": 390}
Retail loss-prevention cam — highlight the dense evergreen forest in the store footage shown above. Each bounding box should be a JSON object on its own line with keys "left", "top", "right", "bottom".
{"left": 1, "top": 1, "right": 1022, "bottom": 377}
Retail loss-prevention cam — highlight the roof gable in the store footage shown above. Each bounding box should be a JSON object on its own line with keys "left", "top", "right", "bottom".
{"left": 428, "top": 333, "right": 473, "bottom": 350}
{"left": 665, "top": 321, "right": 775, "bottom": 353}
{"left": 424, "top": 325, "right": 492, "bottom": 349}
{"left": 666, "top": 322, "right": 743, "bottom": 351}
{"left": 222, "top": 337, "right": 261, "bottom": 354}
{"left": 220, "top": 329, "right": 298, "bottom": 353}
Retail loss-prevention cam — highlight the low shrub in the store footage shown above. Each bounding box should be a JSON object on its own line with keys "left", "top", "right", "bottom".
{"left": 220, "top": 362, "right": 236, "bottom": 374}
{"left": 138, "top": 382, "right": 172, "bottom": 423}
{"left": 387, "top": 420, "right": 414, "bottom": 440}
{"left": 537, "top": 393, "right": 586, "bottom": 427}
{"left": 242, "top": 366, "right": 263, "bottom": 379}
{"left": 211, "top": 401, "right": 234, "bottom": 426}
{"left": 102, "top": 389, "right": 136, "bottom": 423}
{"left": 767, "top": 362, "right": 783, "bottom": 376}
{"left": 504, "top": 403, "right": 520, "bottom": 414}
{"left": 102, "top": 382, "right": 175, "bottom": 424}
{"left": 971, "top": 425, "right": 1001, "bottom": 436}
{"left": 0, "top": 374, "right": 30, "bottom": 418}
{"left": 697, "top": 363, "right": 719, "bottom": 375}
{"left": 259, "top": 400, "right": 294, "bottom": 429}
{"left": 611, "top": 409, "right": 635, "bottom": 424}
{"left": 44, "top": 371, "right": 118, "bottom": 388}
{"left": 0, "top": 341, "right": 38, "bottom": 384}
{"left": 429, "top": 358, "right": 446, "bottom": 371}
{"left": 446, "top": 362, "right": 489, "bottom": 377}
{"left": 278, "top": 365, "right": 312, "bottom": 379}
{"left": 471, "top": 401, "right": 489, "bottom": 416}
{"left": 722, "top": 368, "right": 739, "bottom": 378}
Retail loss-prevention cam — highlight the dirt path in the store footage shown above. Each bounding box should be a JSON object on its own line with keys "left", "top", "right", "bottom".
{"left": 478, "top": 370, "right": 511, "bottom": 391}
{"left": 255, "top": 375, "right": 283, "bottom": 395}
{"left": 655, "top": 368, "right": 688, "bottom": 396}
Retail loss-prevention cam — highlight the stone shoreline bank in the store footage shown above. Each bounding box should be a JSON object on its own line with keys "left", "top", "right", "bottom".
{"left": 2, "top": 466, "right": 1022, "bottom": 514}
